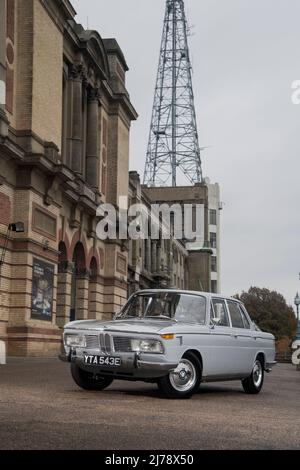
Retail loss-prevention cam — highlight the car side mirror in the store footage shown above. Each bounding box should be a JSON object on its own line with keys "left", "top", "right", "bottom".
{"left": 211, "top": 317, "right": 221, "bottom": 326}
{"left": 252, "top": 322, "right": 260, "bottom": 331}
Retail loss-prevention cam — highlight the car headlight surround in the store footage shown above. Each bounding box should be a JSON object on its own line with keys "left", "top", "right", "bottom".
{"left": 131, "top": 339, "right": 164, "bottom": 354}
{"left": 64, "top": 333, "right": 86, "bottom": 348}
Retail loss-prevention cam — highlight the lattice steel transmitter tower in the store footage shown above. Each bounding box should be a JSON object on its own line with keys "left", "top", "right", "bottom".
{"left": 144, "top": 0, "right": 203, "bottom": 187}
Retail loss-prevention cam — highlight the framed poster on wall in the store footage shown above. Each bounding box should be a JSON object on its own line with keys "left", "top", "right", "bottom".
{"left": 31, "top": 258, "right": 54, "bottom": 321}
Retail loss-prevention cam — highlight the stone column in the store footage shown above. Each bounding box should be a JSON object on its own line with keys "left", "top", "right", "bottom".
{"left": 69, "top": 64, "right": 85, "bottom": 175}
{"left": 145, "top": 239, "right": 151, "bottom": 272}
{"left": 56, "top": 261, "right": 74, "bottom": 328}
{"left": 0, "top": 0, "right": 9, "bottom": 135}
{"left": 0, "top": 0, "right": 6, "bottom": 111}
{"left": 86, "top": 87, "right": 100, "bottom": 188}
{"left": 169, "top": 241, "right": 174, "bottom": 286}
{"left": 151, "top": 241, "right": 157, "bottom": 273}
{"left": 75, "top": 268, "right": 90, "bottom": 320}
{"left": 157, "top": 242, "right": 162, "bottom": 272}
{"left": 88, "top": 276, "right": 99, "bottom": 320}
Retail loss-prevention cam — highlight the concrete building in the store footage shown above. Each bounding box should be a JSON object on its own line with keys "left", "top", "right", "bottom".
{"left": 142, "top": 182, "right": 221, "bottom": 294}
{"left": 0, "top": 0, "right": 137, "bottom": 356}
{"left": 206, "top": 179, "right": 222, "bottom": 293}
{"left": 128, "top": 172, "right": 188, "bottom": 295}
{"left": 135, "top": 177, "right": 222, "bottom": 295}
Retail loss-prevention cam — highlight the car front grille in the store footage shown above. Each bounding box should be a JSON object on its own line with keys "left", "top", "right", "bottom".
{"left": 85, "top": 333, "right": 133, "bottom": 353}
{"left": 113, "top": 336, "right": 133, "bottom": 353}
{"left": 99, "top": 332, "right": 113, "bottom": 354}
{"left": 84, "top": 333, "right": 113, "bottom": 353}
{"left": 85, "top": 335, "right": 99, "bottom": 349}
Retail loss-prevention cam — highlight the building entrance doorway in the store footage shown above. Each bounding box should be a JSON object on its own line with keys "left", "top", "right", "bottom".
{"left": 70, "top": 242, "right": 86, "bottom": 322}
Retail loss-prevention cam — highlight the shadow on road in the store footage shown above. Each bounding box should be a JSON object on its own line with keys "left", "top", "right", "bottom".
{"left": 93, "top": 382, "right": 246, "bottom": 400}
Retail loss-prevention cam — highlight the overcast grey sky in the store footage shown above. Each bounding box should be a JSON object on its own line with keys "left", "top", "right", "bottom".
{"left": 72, "top": 0, "right": 300, "bottom": 309}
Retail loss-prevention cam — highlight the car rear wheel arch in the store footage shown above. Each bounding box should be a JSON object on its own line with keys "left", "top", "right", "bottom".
{"left": 242, "top": 353, "right": 265, "bottom": 394}
{"left": 255, "top": 352, "right": 266, "bottom": 369}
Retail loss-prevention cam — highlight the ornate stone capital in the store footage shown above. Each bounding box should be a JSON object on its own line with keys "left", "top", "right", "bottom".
{"left": 69, "top": 63, "right": 87, "bottom": 82}
{"left": 87, "top": 86, "right": 101, "bottom": 102}
{"left": 58, "top": 261, "right": 75, "bottom": 274}
{"left": 76, "top": 268, "right": 91, "bottom": 280}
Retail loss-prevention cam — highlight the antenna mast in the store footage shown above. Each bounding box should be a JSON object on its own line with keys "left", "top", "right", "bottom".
{"left": 144, "top": 0, "right": 203, "bottom": 187}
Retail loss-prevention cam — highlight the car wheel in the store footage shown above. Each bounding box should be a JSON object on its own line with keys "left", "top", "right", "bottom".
{"left": 71, "top": 363, "right": 114, "bottom": 391}
{"left": 157, "top": 352, "right": 202, "bottom": 399}
{"left": 242, "top": 358, "right": 264, "bottom": 394}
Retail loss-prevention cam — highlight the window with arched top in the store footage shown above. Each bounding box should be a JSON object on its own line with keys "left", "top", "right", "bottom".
{"left": 88, "top": 257, "right": 98, "bottom": 319}
{"left": 58, "top": 241, "right": 68, "bottom": 265}
{"left": 89, "top": 257, "right": 98, "bottom": 278}
{"left": 72, "top": 242, "right": 86, "bottom": 273}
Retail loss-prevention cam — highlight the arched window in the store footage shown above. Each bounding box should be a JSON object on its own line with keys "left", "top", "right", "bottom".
{"left": 70, "top": 242, "right": 86, "bottom": 321}
{"left": 88, "top": 257, "right": 98, "bottom": 320}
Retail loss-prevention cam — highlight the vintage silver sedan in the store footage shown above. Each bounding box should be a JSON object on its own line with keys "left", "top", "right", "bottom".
{"left": 59, "top": 290, "right": 276, "bottom": 398}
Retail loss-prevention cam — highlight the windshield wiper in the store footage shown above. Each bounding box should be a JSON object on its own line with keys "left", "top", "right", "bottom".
{"left": 145, "top": 315, "right": 178, "bottom": 322}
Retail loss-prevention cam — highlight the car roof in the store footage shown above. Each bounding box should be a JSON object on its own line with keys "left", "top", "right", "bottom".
{"left": 133, "top": 289, "right": 241, "bottom": 303}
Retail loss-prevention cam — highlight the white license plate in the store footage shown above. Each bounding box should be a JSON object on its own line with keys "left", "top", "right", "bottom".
{"left": 84, "top": 355, "right": 122, "bottom": 367}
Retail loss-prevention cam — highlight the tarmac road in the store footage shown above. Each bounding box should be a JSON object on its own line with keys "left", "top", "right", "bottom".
{"left": 0, "top": 359, "right": 299, "bottom": 450}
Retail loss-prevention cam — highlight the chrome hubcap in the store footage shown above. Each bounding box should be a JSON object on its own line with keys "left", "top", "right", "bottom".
{"left": 253, "top": 360, "right": 263, "bottom": 387}
{"left": 169, "top": 359, "right": 196, "bottom": 392}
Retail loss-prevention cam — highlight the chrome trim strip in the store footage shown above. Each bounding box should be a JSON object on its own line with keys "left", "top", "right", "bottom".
{"left": 99, "top": 333, "right": 105, "bottom": 353}
{"left": 104, "top": 329, "right": 210, "bottom": 336}
{"left": 136, "top": 360, "right": 178, "bottom": 371}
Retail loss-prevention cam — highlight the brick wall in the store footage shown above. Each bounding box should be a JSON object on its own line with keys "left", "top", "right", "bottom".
{"left": 31, "top": 0, "right": 63, "bottom": 148}
{"left": 15, "top": 0, "right": 34, "bottom": 130}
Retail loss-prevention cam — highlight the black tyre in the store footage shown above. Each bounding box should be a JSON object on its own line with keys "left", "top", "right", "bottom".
{"left": 242, "top": 358, "right": 264, "bottom": 394}
{"left": 71, "top": 363, "right": 113, "bottom": 391}
{"left": 157, "top": 352, "right": 202, "bottom": 399}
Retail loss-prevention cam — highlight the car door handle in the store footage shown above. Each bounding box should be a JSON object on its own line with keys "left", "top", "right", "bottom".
{"left": 231, "top": 333, "right": 238, "bottom": 338}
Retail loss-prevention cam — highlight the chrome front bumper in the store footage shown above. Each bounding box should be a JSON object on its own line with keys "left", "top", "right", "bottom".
{"left": 59, "top": 349, "right": 178, "bottom": 379}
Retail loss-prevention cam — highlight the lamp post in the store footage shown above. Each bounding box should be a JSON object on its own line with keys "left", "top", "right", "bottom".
{"left": 294, "top": 292, "right": 300, "bottom": 340}
{"left": 0, "top": 221, "right": 24, "bottom": 364}
{"left": 0, "top": 222, "right": 25, "bottom": 284}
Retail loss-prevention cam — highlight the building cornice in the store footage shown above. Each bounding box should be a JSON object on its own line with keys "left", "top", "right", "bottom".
{"left": 39, "top": 0, "right": 76, "bottom": 34}
{"left": 103, "top": 38, "right": 129, "bottom": 71}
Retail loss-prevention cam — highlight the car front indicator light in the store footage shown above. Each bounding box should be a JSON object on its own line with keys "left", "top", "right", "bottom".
{"left": 160, "top": 334, "right": 175, "bottom": 340}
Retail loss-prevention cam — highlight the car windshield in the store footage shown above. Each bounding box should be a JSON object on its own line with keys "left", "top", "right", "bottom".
{"left": 119, "top": 292, "right": 207, "bottom": 325}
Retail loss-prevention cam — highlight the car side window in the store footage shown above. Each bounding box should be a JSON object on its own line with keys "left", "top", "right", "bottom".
{"left": 227, "top": 301, "right": 245, "bottom": 328}
{"left": 239, "top": 305, "right": 251, "bottom": 329}
{"left": 211, "top": 299, "right": 230, "bottom": 327}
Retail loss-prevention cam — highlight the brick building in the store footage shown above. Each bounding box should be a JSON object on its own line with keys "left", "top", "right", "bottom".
{"left": 0, "top": 0, "right": 221, "bottom": 357}
{"left": 0, "top": 0, "right": 137, "bottom": 356}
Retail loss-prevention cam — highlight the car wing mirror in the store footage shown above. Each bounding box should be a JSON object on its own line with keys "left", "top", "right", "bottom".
{"left": 211, "top": 317, "right": 221, "bottom": 327}
{"left": 252, "top": 322, "right": 261, "bottom": 331}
